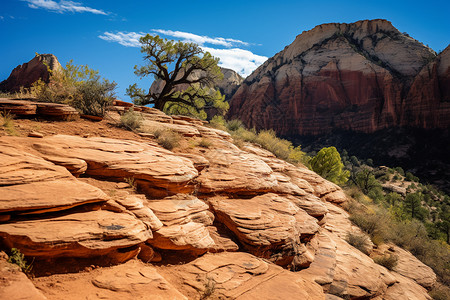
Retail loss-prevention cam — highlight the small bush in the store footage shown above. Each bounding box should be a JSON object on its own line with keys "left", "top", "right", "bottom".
{"left": 124, "top": 177, "right": 137, "bottom": 191}
{"left": 31, "top": 59, "right": 116, "bottom": 117}
{"left": 120, "top": 109, "right": 143, "bottom": 130}
{"left": 209, "top": 115, "right": 227, "bottom": 131}
{"left": 1, "top": 111, "right": 17, "bottom": 135}
{"left": 8, "top": 248, "right": 32, "bottom": 274}
{"left": 373, "top": 254, "right": 398, "bottom": 270}
{"left": 226, "top": 119, "right": 243, "bottom": 131}
{"left": 200, "top": 278, "right": 216, "bottom": 300}
{"left": 72, "top": 79, "right": 116, "bottom": 117}
{"left": 346, "top": 232, "right": 371, "bottom": 255}
{"left": 430, "top": 285, "right": 450, "bottom": 300}
{"left": 198, "top": 138, "right": 212, "bottom": 148}
{"left": 155, "top": 130, "right": 180, "bottom": 150}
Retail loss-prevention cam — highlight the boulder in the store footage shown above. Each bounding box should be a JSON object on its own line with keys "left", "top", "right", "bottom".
{"left": 209, "top": 193, "right": 320, "bottom": 268}
{"left": 145, "top": 194, "right": 221, "bottom": 253}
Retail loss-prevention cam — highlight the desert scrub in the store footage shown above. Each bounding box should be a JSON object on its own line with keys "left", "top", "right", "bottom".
{"left": 198, "top": 138, "right": 212, "bottom": 148}
{"left": 150, "top": 128, "right": 180, "bottom": 150}
{"left": 346, "top": 232, "right": 371, "bottom": 255}
{"left": 120, "top": 109, "right": 143, "bottom": 130}
{"left": 8, "top": 248, "right": 33, "bottom": 274}
{"left": 219, "top": 118, "right": 307, "bottom": 165}
{"left": 373, "top": 253, "right": 398, "bottom": 270}
{"left": 31, "top": 59, "right": 116, "bottom": 117}
{"left": 1, "top": 111, "right": 17, "bottom": 135}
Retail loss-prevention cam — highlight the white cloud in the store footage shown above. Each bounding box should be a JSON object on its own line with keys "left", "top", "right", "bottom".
{"left": 98, "top": 31, "right": 144, "bottom": 47}
{"left": 201, "top": 47, "right": 267, "bottom": 77}
{"left": 24, "top": 0, "right": 107, "bottom": 15}
{"left": 0, "top": 16, "right": 4, "bottom": 20}
{"left": 98, "top": 30, "right": 267, "bottom": 77}
{"left": 152, "top": 29, "right": 248, "bottom": 47}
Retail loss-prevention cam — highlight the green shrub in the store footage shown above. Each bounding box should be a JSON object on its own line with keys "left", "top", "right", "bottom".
{"left": 31, "top": 60, "right": 116, "bottom": 117}
{"left": 8, "top": 248, "right": 32, "bottom": 274}
{"left": 72, "top": 78, "right": 116, "bottom": 116}
{"left": 155, "top": 130, "right": 180, "bottom": 150}
{"left": 373, "top": 254, "right": 398, "bottom": 270}
{"left": 198, "top": 138, "right": 212, "bottom": 148}
{"left": 346, "top": 232, "right": 371, "bottom": 255}
{"left": 226, "top": 119, "right": 244, "bottom": 131}
{"left": 120, "top": 109, "right": 143, "bottom": 130}
{"left": 1, "top": 111, "right": 17, "bottom": 135}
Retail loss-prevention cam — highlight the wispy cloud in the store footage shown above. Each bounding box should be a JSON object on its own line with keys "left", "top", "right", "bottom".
{"left": 152, "top": 29, "right": 249, "bottom": 47}
{"left": 0, "top": 16, "right": 4, "bottom": 20}
{"left": 98, "top": 30, "right": 267, "bottom": 77}
{"left": 24, "top": 0, "right": 108, "bottom": 15}
{"left": 98, "top": 31, "right": 144, "bottom": 47}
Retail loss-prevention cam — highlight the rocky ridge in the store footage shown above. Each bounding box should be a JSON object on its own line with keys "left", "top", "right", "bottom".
{"left": 229, "top": 19, "right": 449, "bottom": 136}
{"left": 0, "top": 100, "right": 436, "bottom": 299}
{"left": 0, "top": 54, "right": 61, "bottom": 93}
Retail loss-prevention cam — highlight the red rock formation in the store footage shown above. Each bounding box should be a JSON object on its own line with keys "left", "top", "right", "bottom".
{"left": 0, "top": 54, "right": 61, "bottom": 93}
{"left": 402, "top": 45, "right": 450, "bottom": 128}
{"left": 229, "top": 19, "right": 447, "bottom": 136}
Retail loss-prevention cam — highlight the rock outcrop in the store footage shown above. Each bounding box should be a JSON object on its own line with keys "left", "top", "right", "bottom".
{"left": 0, "top": 104, "right": 436, "bottom": 299}
{"left": 0, "top": 54, "right": 61, "bottom": 93}
{"left": 229, "top": 19, "right": 449, "bottom": 136}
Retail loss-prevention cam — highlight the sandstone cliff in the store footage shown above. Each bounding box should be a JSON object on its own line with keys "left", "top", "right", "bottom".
{"left": 229, "top": 19, "right": 448, "bottom": 136}
{"left": 0, "top": 54, "right": 61, "bottom": 93}
{"left": 0, "top": 100, "right": 436, "bottom": 299}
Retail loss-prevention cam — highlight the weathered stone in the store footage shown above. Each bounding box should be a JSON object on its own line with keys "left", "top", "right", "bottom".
{"left": 161, "top": 252, "right": 325, "bottom": 300}
{"left": 0, "top": 54, "right": 61, "bottom": 93}
{"left": 0, "top": 252, "right": 47, "bottom": 300}
{"left": 33, "top": 259, "right": 187, "bottom": 300}
{"left": 229, "top": 19, "right": 440, "bottom": 136}
{"left": 31, "top": 135, "right": 198, "bottom": 194}
{"left": 0, "top": 210, "right": 151, "bottom": 259}
{"left": 209, "top": 193, "right": 320, "bottom": 268}
{"left": 146, "top": 194, "right": 217, "bottom": 253}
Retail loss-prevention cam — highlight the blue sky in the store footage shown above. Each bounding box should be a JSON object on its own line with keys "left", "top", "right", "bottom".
{"left": 1, "top": 0, "right": 449, "bottom": 101}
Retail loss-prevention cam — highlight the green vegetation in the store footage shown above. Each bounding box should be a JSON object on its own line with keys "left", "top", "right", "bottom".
{"left": 8, "top": 248, "right": 33, "bottom": 274}
{"left": 309, "top": 146, "right": 349, "bottom": 185}
{"left": 149, "top": 128, "right": 181, "bottom": 150}
{"left": 345, "top": 232, "right": 370, "bottom": 255}
{"left": 198, "top": 138, "right": 212, "bottom": 148}
{"left": 373, "top": 253, "right": 398, "bottom": 270}
{"left": 1, "top": 111, "right": 17, "bottom": 135}
{"left": 120, "top": 108, "right": 143, "bottom": 130}
{"left": 127, "top": 35, "right": 228, "bottom": 120}
{"left": 32, "top": 59, "right": 116, "bottom": 117}
{"left": 210, "top": 117, "right": 306, "bottom": 165}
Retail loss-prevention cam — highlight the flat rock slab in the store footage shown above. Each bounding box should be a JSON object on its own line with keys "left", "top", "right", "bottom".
{"left": 0, "top": 179, "right": 108, "bottom": 213}
{"left": 0, "top": 139, "right": 108, "bottom": 213}
{"left": 0, "top": 253, "right": 47, "bottom": 300}
{"left": 31, "top": 135, "right": 198, "bottom": 194}
{"left": 197, "top": 148, "right": 278, "bottom": 194}
{"left": 209, "top": 193, "right": 320, "bottom": 267}
{"left": 0, "top": 209, "right": 151, "bottom": 259}
{"left": 33, "top": 259, "right": 187, "bottom": 300}
{"left": 375, "top": 244, "right": 436, "bottom": 289}
{"left": 160, "top": 252, "right": 325, "bottom": 300}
